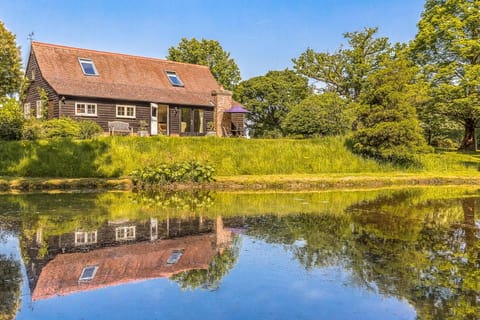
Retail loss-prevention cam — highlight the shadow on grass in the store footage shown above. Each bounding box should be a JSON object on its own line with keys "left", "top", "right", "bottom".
{"left": 0, "top": 138, "right": 119, "bottom": 178}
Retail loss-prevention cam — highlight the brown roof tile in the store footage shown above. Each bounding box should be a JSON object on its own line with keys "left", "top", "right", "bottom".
{"left": 32, "top": 234, "right": 217, "bottom": 300}
{"left": 32, "top": 42, "right": 221, "bottom": 106}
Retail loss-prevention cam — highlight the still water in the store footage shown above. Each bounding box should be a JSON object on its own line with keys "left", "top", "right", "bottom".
{"left": 0, "top": 188, "right": 478, "bottom": 319}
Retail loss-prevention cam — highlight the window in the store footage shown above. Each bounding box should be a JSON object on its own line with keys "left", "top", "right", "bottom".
{"left": 79, "top": 265, "right": 98, "bottom": 282}
{"left": 36, "top": 100, "right": 42, "bottom": 119}
{"left": 116, "top": 105, "right": 136, "bottom": 118}
{"left": 31, "top": 69, "right": 36, "bottom": 81}
{"left": 166, "top": 71, "right": 184, "bottom": 87}
{"left": 78, "top": 58, "right": 98, "bottom": 76}
{"left": 115, "top": 226, "right": 136, "bottom": 241}
{"left": 24, "top": 103, "right": 31, "bottom": 119}
{"left": 166, "top": 250, "right": 184, "bottom": 265}
{"left": 75, "top": 102, "right": 97, "bottom": 116}
{"left": 75, "top": 231, "right": 97, "bottom": 246}
{"left": 181, "top": 108, "right": 204, "bottom": 135}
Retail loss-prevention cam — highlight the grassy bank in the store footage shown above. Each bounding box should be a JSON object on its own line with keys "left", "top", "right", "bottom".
{"left": 0, "top": 136, "right": 479, "bottom": 178}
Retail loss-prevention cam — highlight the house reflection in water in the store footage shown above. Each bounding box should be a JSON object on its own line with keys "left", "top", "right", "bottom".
{"left": 27, "top": 216, "right": 234, "bottom": 301}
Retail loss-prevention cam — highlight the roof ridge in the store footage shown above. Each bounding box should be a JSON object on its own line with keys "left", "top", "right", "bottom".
{"left": 31, "top": 41, "right": 211, "bottom": 69}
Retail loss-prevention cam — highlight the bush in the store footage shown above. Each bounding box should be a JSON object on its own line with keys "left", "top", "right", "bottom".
{"left": 78, "top": 120, "right": 103, "bottom": 139}
{"left": 22, "top": 117, "right": 103, "bottom": 140}
{"left": 0, "top": 98, "right": 24, "bottom": 140}
{"left": 283, "top": 93, "right": 352, "bottom": 137}
{"left": 131, "top": 161, "right": 215, "bottom": 188}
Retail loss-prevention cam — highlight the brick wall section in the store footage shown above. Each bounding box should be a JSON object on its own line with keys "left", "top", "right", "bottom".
{"left": 211, "top": 89, "right": 233, "bottom": 137}
{"left": 24, "top": 50, "right": 59, "bottom": 118}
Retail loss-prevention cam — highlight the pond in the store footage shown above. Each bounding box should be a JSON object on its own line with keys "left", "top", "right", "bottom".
{"left": 0, "top": 187, "right": 479, "bottom": 319}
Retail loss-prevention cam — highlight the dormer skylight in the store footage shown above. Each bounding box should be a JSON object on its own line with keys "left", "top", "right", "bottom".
{"left": 79, "top": 58, "right": 98, "bottom": 76}
{"left": 166, "top": 71, "right": 184, "bottom": 87}
{"left": 79, "top": 265, "right": 98, "bottom": 282}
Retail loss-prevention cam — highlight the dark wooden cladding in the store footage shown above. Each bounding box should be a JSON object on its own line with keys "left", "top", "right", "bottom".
{"left": 24, "top": 50, "right": 59, "bottom": 118}
{"left": 61, "top": 97, "right": 151, "bottom": 132}
{"left": 169, "top": 106, "right": 180, "bottom": 135}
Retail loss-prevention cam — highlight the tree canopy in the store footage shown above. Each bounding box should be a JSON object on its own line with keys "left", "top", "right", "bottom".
{"left": 0, "top": 21, "right": 22, "bottom": 97}
{"left": 293, "top": 27, "right": 391, "bottom": 102}
{"left": 282, "top": 92, "right": 352, "bottom": 137}
{"left": 412, "top": 0, "right": 480, "bottom": 150}
{"left": 234, "top": 69, "right": 310, "bottom": 137}
{"left": 167, "top": 37, "right": 241, "bottom": 91}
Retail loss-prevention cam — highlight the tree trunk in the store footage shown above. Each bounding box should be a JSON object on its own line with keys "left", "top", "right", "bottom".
{"left": 461, "top": 198, "right": 476, "bottom": 251}
{"left": 459, "top": 119, "right": 477, "bottom": 151}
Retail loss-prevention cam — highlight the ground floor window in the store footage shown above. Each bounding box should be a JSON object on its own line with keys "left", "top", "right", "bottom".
{"left": 181, "top": 108, "right": 204, "bottom": 135}
{"left": 75, "top": 102, "right": 97, "bottom": 116}
{"left": 115, "top": 226, "right": 136, "bottom": 241}
{"left": 75, "top": 231, "right": 97, "bottom": 246}
{"left": 116, "top": 105, "right": 136, "bottom": 118}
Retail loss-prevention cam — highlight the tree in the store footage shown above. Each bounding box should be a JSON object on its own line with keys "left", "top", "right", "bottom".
{"left": 412, "top": 0, "right": 480, "bottom": 150}
{"left": 234, "top": 70, "right": 310, "bottom": 137}
{"left": 282, "top": 93, "right": 352, "bottom": 137}
{"left": 0, "top": 21, "right": 22, "bottom": 97}
{"left": 0, "top": 98, "right": 24, "bottom": 140}
{"left": 350, "top": 48, "right": 431, "bottom": 164}
{"left": 292, "top": 27, "right": 391, "bottom": 102}
{"left": 167, "top": 38, "right": 241, "bottom": 90}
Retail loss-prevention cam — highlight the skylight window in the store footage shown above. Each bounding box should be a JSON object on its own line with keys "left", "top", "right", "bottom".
{"left": 166, "top": 250, "right": 184, "bottom": 265}
{"left": 79, "top": 58, "right": 98, "bottom": 76}
{"left": 166, "top": 71, "right": 184, "bottom": 87}
{"left": 79, "top": 265, "right": 98, "bottom": 282}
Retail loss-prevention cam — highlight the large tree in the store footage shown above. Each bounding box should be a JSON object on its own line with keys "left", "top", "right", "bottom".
{"left": 0, "top": 21, "right": 22, "bottom": 97}
{"left": 167, "top": 37, "right": 241, "bottom": 91}
{"left": 351, "top": 48, "right": 431, "bottom": 164}
{"left": 412, "top": 0, "right": 480, "bottom": 150}
{"left": 234, "top": 69, "right": 310, "bottom": 138}
{"left": 292, "top": 27, "right": 391, "bottom": 102}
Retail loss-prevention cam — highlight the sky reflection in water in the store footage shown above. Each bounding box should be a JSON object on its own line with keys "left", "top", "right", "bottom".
{"left": 0, "top": 187, "right": 478, "bottom": 320}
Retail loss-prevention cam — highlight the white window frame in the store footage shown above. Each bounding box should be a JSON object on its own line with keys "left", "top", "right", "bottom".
{"left": 24, "top": 103, "right": 31, "bottom": 119}
{"left": 165, "top": 71, "right": 184, "bottom": 87}
{"left": 31, "top": 69, "right": 36, "bottom": 81}
{"left": 78, "top": 58, "right": 99, "bottom": 76}
{"left": 75, "top": 102, "right": 97, "bottom": 117}
{"left": 115, "top": 226, "right": 136, "bottom": 241}
{"left": 74, "top": 231, "right": 98, "bottom": 246}
{"left": 36, "top": 100, "right": 42, "bottom": 119}
{"left": 116, "top": 105, "right": 136, "bottom": 119}
{"left": 79, "top": 265, "right": 98, "bottom": 282}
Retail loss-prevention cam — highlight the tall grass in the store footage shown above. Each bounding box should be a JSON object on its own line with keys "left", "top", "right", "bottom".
{"left": 0, "top": 136, "right": 479, "bottom": 177}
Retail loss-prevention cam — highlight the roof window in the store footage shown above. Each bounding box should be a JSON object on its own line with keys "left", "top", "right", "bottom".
{"left": 79, "top": 265, "right": 98, "bottom": 282}
{"left": 79, "top": 58, "right": 98, "bottom": 76}
{"left": 166, "top": 71, "right": 184, "bottom": 87}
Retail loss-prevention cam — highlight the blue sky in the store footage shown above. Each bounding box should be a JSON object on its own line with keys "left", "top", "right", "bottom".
{"left": 1, "top": 0, "right": 425, "bottom": 80}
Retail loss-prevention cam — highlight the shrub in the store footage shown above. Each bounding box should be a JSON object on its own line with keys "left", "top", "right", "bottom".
{"left": 41, "top": 117, "right": 80, "bottom": 138}
{"left": 78, "top": 120, "right": 103, "bottom": 139}
{"left": 131, "top": 161, "right": 215, "bottom": 188}
{"left": 0, "top": 98, "right": 24, "bottom": 140}
{"left": 283, "top": 93, "right": 352, "bottom": 137}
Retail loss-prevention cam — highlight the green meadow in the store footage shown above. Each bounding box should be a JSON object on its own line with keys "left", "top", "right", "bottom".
{"left": 0, "top": 136, "right": 479, "bottom": 179}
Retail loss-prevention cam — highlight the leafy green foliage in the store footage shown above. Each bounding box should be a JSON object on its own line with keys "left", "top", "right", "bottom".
{"left": 131, "top": 161, "right": 216, "bottom": 187}
{"left": 22, "top": 117, "right": 102, "bottom": 140}
{"left": 167, "top": 37, "right": 241, "bottom": 90}
{"left": 234, "top": 69, "right": 310, "bottom": 137}
{"left": 78, "top": 120, "right": 103, "bottom": 139}
{"left": 0, "top": 98, "right": 24, "bottom": 140}
{"left": 293, "top": 27, "right": 391, "bottom": 101}
{"left": 351, "top": 49, "right": 432, "bottom": 164}
{"left": 412, "top": 0, "right": 480, "bottom": 150}
{"left": 283, "top": 93, "right": 352, "bottom": 137}
{"left": 0, "top": 21, "right": 22, "bottom": 97}
{"left": 0, "top": 254, "right": 21, "bottom": 320}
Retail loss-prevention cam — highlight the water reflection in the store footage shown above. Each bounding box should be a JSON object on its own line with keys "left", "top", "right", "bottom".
{"left": 0, "top": 188, "right": 478, "bottom": 319}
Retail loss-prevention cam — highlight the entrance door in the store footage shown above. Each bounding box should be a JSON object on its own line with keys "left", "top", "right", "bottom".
{"left": 150, "top": 103, "right": 158, "bottom": 135}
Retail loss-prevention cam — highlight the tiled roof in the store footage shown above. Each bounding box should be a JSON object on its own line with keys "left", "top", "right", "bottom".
{"left": 31, "top": 42, "right": 221, "bottom": 106}
{"left": 32, "top": 234, "right": 217, "bottom": 300}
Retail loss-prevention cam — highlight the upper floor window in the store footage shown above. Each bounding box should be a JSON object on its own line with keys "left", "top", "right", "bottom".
{"left": 31, "top": 69, "right": 36, "bottom": 81}
{"left": 79, "top": 265, "right": 98, "bottom": 282}
{"left": 75, "top": 102, "right": 97, "bottom": 117}
{"left": 166, "top": 71, "right": 183, "bottom": 87}
{"left": 24, "top": 103, "right": 31, "bottom": 119}
{"left": 36, "top": 100, "right": 42, "bottom": 119}
{"left": 78, "top": 58, "right": 98, "bottom": 76}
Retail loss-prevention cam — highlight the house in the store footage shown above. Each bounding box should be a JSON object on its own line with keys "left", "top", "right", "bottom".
{"left": 23, "top": 42, "right": 246, "bottom": 136}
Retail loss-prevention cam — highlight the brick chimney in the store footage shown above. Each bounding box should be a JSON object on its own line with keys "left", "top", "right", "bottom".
{"left": 211, "top": 88, "right": 232, "bottom": 137}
